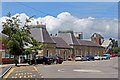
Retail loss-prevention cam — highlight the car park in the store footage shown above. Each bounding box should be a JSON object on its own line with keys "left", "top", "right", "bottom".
{"left": 51, "top": 56, "right": 63, "bottom": 64}
{"left": 75, "top": 55, "right": 82, "bottom": 61}
{"left": 101, "top": 54, "right": 110, "bottom": 60}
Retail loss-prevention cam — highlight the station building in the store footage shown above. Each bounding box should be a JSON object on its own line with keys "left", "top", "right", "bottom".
{"left": 30, "top": 24, "right": 105, "bottom": 60}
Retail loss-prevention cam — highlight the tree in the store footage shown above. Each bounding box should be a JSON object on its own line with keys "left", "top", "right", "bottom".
{"left": 1, "top": 13, "right": 43, "bottom": 65}
{"left": 112, "top": 47, "right": 120, "bottom": 53}
{"left": 109, "top": 38, "right": 118, "bottom": 47}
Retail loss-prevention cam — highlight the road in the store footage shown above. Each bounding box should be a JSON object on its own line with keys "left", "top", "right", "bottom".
{"left": 3, "top": 65, "right": 43, "bottom": 79}
{"left": 3, "top": 57, "right": 119, "bottom": 79}
{"left": 36, "top": 57, "right": 118, "bottom": 78}
{"left": 0, "top": 66, "right": 11, "bottom": 78}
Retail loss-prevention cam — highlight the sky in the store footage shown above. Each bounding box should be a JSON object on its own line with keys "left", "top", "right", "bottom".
{"left": 0, "top": 2, "right": 118, "bottom": 39}
{"left": 2, "top": 2, "right": 118, "bottom": 18}
{"left": 1, "top": 0, "right": 120, "bottom": 2}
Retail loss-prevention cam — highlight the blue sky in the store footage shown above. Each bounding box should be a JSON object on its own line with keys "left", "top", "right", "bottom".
{"left": 2, "top": 2, "right": 118, "bottom": 19}
{"left": 1, "top": 2, "right": 118, "bottom": 39}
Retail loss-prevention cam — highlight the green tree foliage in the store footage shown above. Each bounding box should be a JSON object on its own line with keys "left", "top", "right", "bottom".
{"left": 2, "top": 13, "right": 43, "bottom": 56}
{"left": 109, "top": 38, "right": 118, "bottom": 47}
{"left": 109, "top": 38, "right": 119, "bottom": 53}
{"left": 112, "top": 47, "right": 120, "bottom": 53}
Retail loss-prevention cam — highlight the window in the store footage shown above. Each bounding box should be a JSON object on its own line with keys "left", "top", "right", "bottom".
{"left": 5, "top": 54, "right": 10, "bottom": 58}
{"left": 2, "top": 52, "right": 5, "bottom": 58}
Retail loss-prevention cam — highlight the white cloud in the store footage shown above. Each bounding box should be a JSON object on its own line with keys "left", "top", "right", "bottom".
{"left": 0, "top": 12, "right": 118, "bottom": 39}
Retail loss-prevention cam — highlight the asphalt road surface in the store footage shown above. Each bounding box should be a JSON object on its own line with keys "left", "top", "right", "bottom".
{"left": 36, "top": 57, "right": 118, "bottom": 78}
{"left": 0, "top": 66, "right": 10, "bottom": 78}
{"left": 3, "top": 57, "right": 119, "bottom": 79}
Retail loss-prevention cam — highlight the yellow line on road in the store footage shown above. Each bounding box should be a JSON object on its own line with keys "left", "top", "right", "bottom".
{"left": 4, "top": 68, "right": 15, "bottom": 78}
{"left": 33, "top": 66, "right": 38, "bottom": 71}
{"left": 33, "top": 66, "right": 45, "bottom": 80}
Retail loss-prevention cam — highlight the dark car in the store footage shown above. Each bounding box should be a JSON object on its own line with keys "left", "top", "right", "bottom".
{"left": 51, "top": 56, "right": 63, "bottom": 64}
{"left": 28, "top": 56, "right": 53, "bottom": 65}
{"left": 83, "top": 55, "right": 94, "bottom": 61}
{"left": 81, "top": 55, "right": 88, "bottom": 61}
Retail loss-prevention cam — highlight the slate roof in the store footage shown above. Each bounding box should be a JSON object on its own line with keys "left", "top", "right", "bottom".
{"left": 101, "top": 40, "right": 112, "bottom": 48}
{"left": 77, "top": 39, "right": 100, "bottom": 47}
{"left": 52, "top": 37, "right": 71, "bottom": 49}
{"left": 58, "top": 31, "right": 80, "bottom": 46}
{"left": 30, "top": 25, "right": 55, "bottom": 44}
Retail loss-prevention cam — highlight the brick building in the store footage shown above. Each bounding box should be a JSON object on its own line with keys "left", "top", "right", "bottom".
{"left": 30, "top": 25, "right": 105, "bottom": 60}
{"left": 91, "top": 33, "right": 104, "bottom": 45}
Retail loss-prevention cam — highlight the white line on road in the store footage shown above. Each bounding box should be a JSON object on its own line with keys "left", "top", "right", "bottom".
{"left": 58, "top": 69, "right": 64, "bottom": 72}
{"left": 73, "top": 69, "right": 101, "bottom": 72}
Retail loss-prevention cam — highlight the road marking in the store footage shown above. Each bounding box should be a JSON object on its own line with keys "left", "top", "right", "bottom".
{"left": 73, "top": 69, "right": 101, "bottom": 72}
{"left": 28, "top": 75, "right": 30, "bottom": 78}
{"left": 41, "top": 76, "right": 44, "bottom": 78}
{"left": 4, "top": 68, "right": 15, "bottom": 78}
{"left": 24, "top": 75, "right": 26, "bottom": 78}
{"left": 58, "top": 69, "right": 64, "bottom": 72}
{"left": 33, "top": 66, "right": 45, "bottom": 79}
{"left": 19, "top": 76, "right": 22, "bottom": 78}
{"left": 12, "top": 76, "right": 14, "bottom": 78}
{"left": 33, "top": 66, "right": 38, "bottom": 71}
{"left": 30, "top": 75, "right": 32, "bottom": 78}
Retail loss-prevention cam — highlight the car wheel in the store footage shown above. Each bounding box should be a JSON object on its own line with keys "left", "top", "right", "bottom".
{"left": 59, "top": 62, "right": 62, "bottom": 64}
{"left": 48, "top": 63, "right": 51, "bottom": 65}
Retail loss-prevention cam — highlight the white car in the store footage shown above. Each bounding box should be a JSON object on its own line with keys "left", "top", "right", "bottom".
{"left": 75, "top": 56, "right": 82, "bottom": 61}
{"left": 94, "top": 55, "right": 102, "bottom": 60}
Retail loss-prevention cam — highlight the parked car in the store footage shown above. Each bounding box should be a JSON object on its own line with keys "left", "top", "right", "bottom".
{"left": 28, "top": 56, "right": 53, "bottom": 65}
{"left": 75, "top": 55, "right": 82, "bottom": 61}
{"left": 82, "top": 55, "right": 94, "bottom": 61}
{"left": 68, "top": 56, "right": 72, "bottom": 61}
{"left": 110, "top": 54, "right": 116, "bottom": 57}
{"left": 101, "top": 54, "right": 110, "bottom": 60}
{"left": 86, "top": 55, "right": 94, "bottom": 61}
{"left": 94, "top": 55, "right": 102, "bottom": 60}
{"left": 51, "top": 56, "right": 63, "bottom": 64}
{"left": 82, "top": 55, "right": 88, "bottom": 61}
